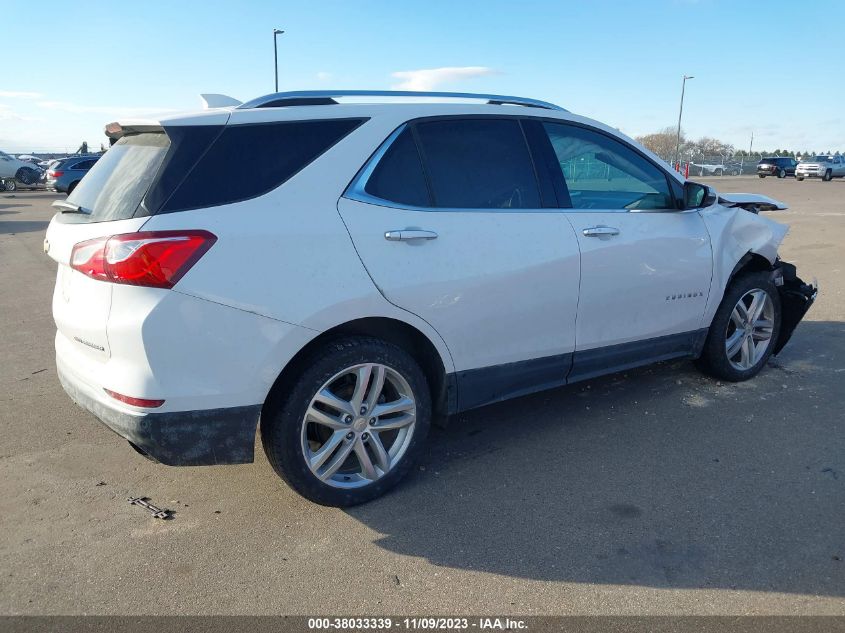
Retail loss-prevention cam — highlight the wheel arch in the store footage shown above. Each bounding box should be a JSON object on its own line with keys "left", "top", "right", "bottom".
{"left": 261, "top": 317, "right": 455, "bottom": 428}
{"left": 727, "top": 251, "right": 774, "bottom": 285}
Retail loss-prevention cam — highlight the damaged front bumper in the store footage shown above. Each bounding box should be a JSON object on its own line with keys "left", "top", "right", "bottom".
{"left": 772, "top": 260, "right": 818, "bottom": 355}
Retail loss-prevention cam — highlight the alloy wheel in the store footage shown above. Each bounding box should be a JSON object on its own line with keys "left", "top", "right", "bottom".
{"left": 725, "top": 289, "right": 774, "bottom": 371}
{"left": 301, "top": 363, "right": 417, "bottom": 489}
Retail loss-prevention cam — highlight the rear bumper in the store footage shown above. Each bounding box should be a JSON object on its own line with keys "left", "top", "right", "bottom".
{"left": 57, "top": 359, "right": 260, "bottom": 466}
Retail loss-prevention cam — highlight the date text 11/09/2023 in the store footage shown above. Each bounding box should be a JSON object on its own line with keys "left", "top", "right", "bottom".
{"left": 307, "top": 618, "right": 528, "bottom": 630}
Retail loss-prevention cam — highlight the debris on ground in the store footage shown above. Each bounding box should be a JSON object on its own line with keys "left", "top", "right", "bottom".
{"left": 127, "top": 496, "right": 173, "bottom": 520}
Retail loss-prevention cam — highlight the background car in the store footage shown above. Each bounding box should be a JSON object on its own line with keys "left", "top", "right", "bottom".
{"left": 757, "top": 156, "right": 798, "bottom": 178}
{"left": 0, "top": 150, "right": 43, "bottom": 191}
{"left": 795, "top": 155, "right": 845, "bottom": 181}
{"left": 45, "top": 156, "right": 99, "bottom": 194}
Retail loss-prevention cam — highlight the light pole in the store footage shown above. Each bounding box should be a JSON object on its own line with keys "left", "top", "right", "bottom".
{"left": 674, "top": 75, "right": 694, "bottom": 169}
{"left": 273, "top": 28, "right": 284, "bottom": 92}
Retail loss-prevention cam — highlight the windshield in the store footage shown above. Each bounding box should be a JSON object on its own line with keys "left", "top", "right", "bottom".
{"left": 802, "top": 156, "right": 830, "bottom": 163}
{"left": 65, "top": 133, "right": 169, "bottom": 222}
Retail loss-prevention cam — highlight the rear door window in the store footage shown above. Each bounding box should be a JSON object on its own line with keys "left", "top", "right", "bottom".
{"left": 413, "top": 118, "right": 541, "bottom": 209}
{"left": 543, "top": 122, "right": 675, "bottom": 210}
{"left": 364, "top": 127, "right": 430, "bottom": 207}
{"left": 70, "top": 159, "right": 97, "bottom": 170}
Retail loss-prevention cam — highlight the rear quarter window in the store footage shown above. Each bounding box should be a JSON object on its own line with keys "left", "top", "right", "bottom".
{"left": 158, "top": 118, "right": 366, "bottom": 213}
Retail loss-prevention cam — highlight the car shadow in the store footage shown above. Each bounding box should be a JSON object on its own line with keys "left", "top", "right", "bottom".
{"left": 0, "top": 219, "right": 49, "bottom": 234}
{"left": 347, "top": 320, "right": 845, "bottom": 596}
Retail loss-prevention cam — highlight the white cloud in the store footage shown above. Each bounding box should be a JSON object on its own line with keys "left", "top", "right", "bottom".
{"left": 0, "top": 103, "right": 39, "bottom": 122}
{"left": 36, "top": 100, "right": 175, "bottom": 117}
{"left": 315, "top": 71, "right": 333, "bottom": 82}
{"left": 0, "top": 91, "right": 41, "bottom": 99}
{"left": 390, "top": 66, "right": 497, "bottom": 91}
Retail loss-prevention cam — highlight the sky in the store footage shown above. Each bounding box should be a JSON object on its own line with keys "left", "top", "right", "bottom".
{"left": 2, "top": 0, "right": 843, "bottom": 155}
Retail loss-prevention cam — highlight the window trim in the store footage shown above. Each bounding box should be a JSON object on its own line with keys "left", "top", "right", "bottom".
{"left": 344, "top": 114, "right": 554, "bottom": 213}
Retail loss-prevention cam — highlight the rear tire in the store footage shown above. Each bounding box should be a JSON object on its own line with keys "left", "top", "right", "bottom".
{"left": 696, "top": 271, "right": 781, "bottom": 382}
{"left": 66, "top": 181, "right": 78, "bottom": 195}
{"left": 777, "top": 168, "right": 786, "bottom": 178}
{"left": 3, "top": 179, "right": 16, "bottom": 192}
{"left": 261, "top": 337, "right": 431, "bottom": 506}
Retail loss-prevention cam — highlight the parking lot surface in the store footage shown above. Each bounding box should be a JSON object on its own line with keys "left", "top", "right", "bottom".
{"left": 1, "top": 177, "right": 843, "bottom": 615}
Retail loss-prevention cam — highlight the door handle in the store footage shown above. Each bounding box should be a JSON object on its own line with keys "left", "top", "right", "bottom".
{"left": 582, "top": 226, "right": 620, "bottom": 237}
{"left": 384, "top": 230, "right": 438, "bottom": 242}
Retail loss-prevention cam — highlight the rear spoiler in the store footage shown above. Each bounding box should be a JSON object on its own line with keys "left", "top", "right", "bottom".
{"left": 718, "top": 192, "right": 788, "bottom": 214}
{"left": 104, "top": 119, "right": 164, "bottom": 140}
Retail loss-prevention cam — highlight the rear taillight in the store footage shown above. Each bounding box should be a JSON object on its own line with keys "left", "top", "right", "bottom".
{"left": 70, "top": 230, "right": 216, "bottom": 289}
{"left": 49, "top": 170, "right": 63, "bottom": 178}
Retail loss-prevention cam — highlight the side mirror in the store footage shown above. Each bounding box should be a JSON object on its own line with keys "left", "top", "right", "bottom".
{"left": 684, "top": 181, "right": 716, "bottom": 209}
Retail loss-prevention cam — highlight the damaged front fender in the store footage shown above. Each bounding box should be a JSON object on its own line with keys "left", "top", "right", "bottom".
{"left": 699, "top": 202, "right": 789, "bottom": 328}
{"left": 698, "top": 191, "right": 817, "bottom": 356}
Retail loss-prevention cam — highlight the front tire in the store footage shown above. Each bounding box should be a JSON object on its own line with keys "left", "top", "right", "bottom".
{"left": 796, "top": 176, "right": 804, "bottom": 181}
{"left": 696, "top": 271, "right": 781, "bottom": 382}
{"left": 823, "top": 170, "right": 832, "bottom": 182}
{"left": 261, "top": 337, "right": 431, "bottom": 506}
{"left": 758, "top": 174, "right": 765, "bottom": 178}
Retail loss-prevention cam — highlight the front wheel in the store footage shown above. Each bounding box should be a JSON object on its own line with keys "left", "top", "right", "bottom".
{"left": 796, "top": 176, "right": 804, "bottom": 181}
{"left": 823, "top": 170, "right": 832, "bottom": 182}
{"left": 758, "top": 174, "right": 765, "bottom": 178}
{"left": 696, "top": 271, "right": 781, "bottom": 382}
{"left": 261, "top": 337, "right": 431, "bottom": 506}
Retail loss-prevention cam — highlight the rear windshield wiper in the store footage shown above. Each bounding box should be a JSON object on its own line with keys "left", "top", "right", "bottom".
{"left": 51, "top": 200, "right": 91, "bottom": 214}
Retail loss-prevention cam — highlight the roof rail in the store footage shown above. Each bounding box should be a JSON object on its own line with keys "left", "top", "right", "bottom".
{"left": 238, "top": 90, "right": 566, "bottom": 111}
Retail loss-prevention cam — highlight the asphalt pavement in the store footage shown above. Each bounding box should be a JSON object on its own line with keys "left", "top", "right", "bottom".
{"left": 1, "top": 177, "right": 843, "bottom": 615}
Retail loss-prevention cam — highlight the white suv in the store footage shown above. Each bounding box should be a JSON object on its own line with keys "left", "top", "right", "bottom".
{"left": 45, "top": 91, "right": 817, "bottom": 506}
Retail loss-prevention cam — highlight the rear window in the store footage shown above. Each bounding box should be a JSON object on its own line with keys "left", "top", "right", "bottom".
{"left": 760, "top": 158, "right": 776, "bottom": 164}
{"left": 66, "top": 134, "right": 170, "bottom": 222}
{"left": 158, "top": 118, "right": 366, "bottom": 213}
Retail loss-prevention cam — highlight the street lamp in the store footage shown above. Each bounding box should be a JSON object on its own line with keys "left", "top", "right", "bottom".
{"left": 273, "top": 28, "right": 284, "bottom": 92}
{"left": 674, "top": 74, "right": 694, "bottom": 169}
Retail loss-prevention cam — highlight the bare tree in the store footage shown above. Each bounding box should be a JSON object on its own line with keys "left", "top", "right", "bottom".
{"left": 635, "top": 127, "right": 683, "bottom": 162}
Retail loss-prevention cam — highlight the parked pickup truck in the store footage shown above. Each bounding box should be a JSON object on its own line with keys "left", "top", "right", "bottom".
{"left": 795, "top": 155, "right": 845, "bottom": 181}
